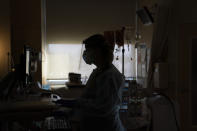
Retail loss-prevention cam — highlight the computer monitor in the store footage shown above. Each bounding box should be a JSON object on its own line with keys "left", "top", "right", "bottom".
{"left": 0, "top": 45, "right": 40, "bottom": 98}
{"left": 23, "top": 45, "right": 39, "bottom": 87}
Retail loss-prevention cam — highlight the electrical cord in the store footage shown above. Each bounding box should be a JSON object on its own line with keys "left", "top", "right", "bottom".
{"left": 154, "top": 93, "right": 180, "bottom": 131}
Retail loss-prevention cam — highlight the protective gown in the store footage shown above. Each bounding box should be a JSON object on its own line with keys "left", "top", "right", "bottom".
{"left": 78, "top": 64, "right": 126, "bottom": 131}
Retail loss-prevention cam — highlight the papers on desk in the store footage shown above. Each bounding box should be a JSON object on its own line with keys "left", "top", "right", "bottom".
{"left": 50, "top": 85, "right": 67, "bottom": 89}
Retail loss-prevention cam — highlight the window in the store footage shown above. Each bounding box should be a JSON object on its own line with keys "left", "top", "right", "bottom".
{"left": 45, "top": 43, "right": 136, "bottom": 80}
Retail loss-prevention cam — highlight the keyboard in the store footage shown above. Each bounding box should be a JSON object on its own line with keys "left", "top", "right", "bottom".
{"left": 44, "top": 117, "right": 72, "bottom": 131}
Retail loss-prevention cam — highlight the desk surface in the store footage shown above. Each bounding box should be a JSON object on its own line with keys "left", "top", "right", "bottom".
{"left": 0, "top": 86, "right": 82, "bottom": 121}
{"left": 0, "top": 100, "right": 57, "bottom": 112}
{"left": 51, "top": 86, "right": 84, "bottom": 98}
{"left": 0, "top": 98, "right": 72, "bottom": 121}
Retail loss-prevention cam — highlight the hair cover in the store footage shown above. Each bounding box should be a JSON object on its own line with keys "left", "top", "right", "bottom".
{"left": 83, "top": 34, "right": 114, "bottom": 50}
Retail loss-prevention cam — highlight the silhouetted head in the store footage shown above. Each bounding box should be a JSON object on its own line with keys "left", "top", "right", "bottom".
{"left": 82, "top": 34, "right": 114, "bottom": 68}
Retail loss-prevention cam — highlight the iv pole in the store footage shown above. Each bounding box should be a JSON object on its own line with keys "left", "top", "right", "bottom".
{"left": 122, "top": 27, "right": 125, "bottom": 77}
{"left": 135, "top": 0, "right": 140, "bottom": 80}
{"left": 135, "top": 0, "right": 140, "bottom": 43}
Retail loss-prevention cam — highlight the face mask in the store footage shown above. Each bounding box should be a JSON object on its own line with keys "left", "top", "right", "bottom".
{"left": 82, "top": 50, "right": 94, "bottom": 65}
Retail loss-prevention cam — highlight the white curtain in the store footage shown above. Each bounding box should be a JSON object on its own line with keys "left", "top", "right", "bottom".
{"left": 146, "top": 0, "right": 172, "bottom": 88}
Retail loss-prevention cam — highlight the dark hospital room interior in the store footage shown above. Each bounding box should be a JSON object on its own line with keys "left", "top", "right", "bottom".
{"left": 0, "top": 0, "right": 197, "bottom": 131}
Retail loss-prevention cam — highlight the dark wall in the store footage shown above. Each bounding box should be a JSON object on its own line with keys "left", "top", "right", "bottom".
{"left": 0, "top": 0, "right": 11, "bottom": 79}
{"left": 11, "top": 0, "right": 42, "bottom": 82}
{"left": 46, "top": 0, "right": 136, "bottom": 44}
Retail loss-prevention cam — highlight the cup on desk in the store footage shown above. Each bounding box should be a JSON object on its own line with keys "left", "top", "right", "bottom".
{"left": 68, "top": 73, "right": 82, "bottom": 84}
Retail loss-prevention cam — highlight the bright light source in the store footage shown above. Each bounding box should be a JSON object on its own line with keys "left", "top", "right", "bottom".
{"left": 46, "top": 43, "right": 137, "bottom": 80}
{"left": 46, "top": 43, "right": 95, "bottom": 79}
